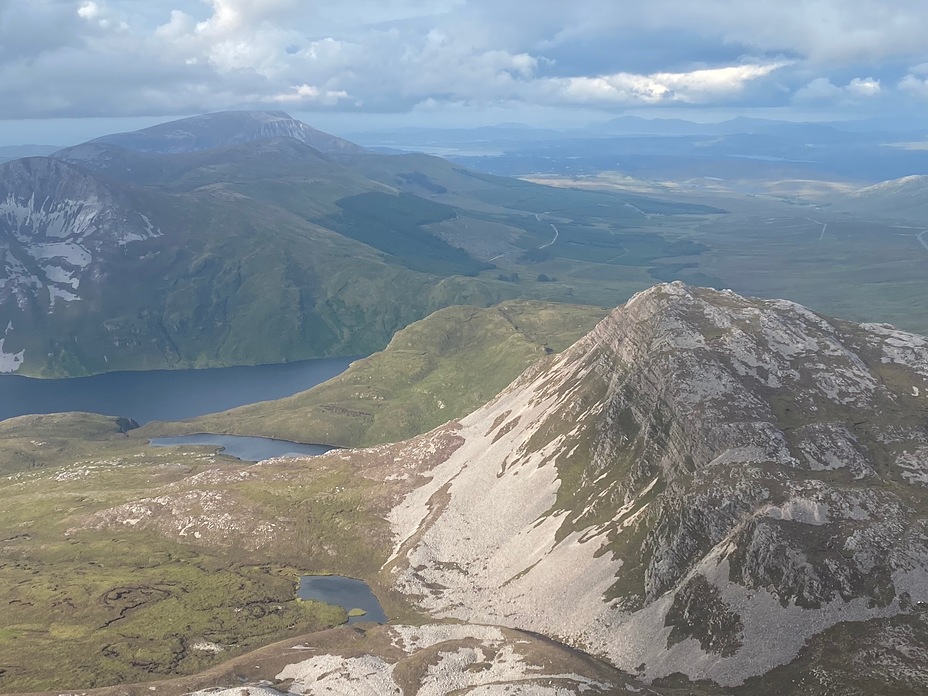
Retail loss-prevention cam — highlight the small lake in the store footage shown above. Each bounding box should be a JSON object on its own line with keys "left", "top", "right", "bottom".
{"left": 298, "top": 575, "right": 387, "bottom": 624}
{"left": 0, "top": 356, "right": 356, "bottom": 424}
{"left": 149, "top": 434, "right": 334, "bottom": 462}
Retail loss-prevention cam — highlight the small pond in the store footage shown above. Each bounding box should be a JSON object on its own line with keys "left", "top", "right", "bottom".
{"left": 298, "top": 575, "right": 387, "bottom": 624}
{"left": 149, "top": 434, "right": 333, "bottom": 462}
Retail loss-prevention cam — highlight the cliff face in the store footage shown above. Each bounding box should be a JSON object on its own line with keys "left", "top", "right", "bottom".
{"left": 0, "top": 157, "right": 159, "bottom": 313}
{"left": 384, "top": 282, "right": 928, "bottom": 686}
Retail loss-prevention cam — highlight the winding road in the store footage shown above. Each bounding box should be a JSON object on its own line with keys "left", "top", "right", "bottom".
{"left": 540, "top": 224, "right": 559, "bottom": 249}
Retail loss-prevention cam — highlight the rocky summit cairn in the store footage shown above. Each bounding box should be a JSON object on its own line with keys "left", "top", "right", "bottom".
{"left": 381, "top": 282, "right": 928, "bottom": 687}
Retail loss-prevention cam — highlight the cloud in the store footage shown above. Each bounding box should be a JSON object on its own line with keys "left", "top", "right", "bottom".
{"left": 536, "top": 62, "right": 788, "bottom": 106}
{"left": 77, "top": 2, "right": 101, "bottom": 20}
{"left": 0, "top": 0, "right": 924, "bottom": 120}
{"left": 847, "top": 77, "right": 881, "bottom": 97}
{"left": 270, "top": 84, "right": 350, "bottom": 106}
{"left": 899, "top": 65, "right": 928, "bottom": 98}
{"left": 794, "top": 76, "right": 882, "bottom": 103}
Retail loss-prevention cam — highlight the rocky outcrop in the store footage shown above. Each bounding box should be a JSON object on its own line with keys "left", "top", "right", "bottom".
{"left": 384, "top": 282, "right": 928, "bottom": 687}
{"left": 0, "top": 157, "right": 160, "bottom": 332}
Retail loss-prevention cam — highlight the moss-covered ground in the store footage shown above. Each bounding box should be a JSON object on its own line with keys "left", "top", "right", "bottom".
{"left": 0, "top": 414, "right": 397, "bottom": 692}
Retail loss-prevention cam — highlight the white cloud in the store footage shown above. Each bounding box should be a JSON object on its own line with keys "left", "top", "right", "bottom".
{"left": 900, "top": 73, "right": 928, "bottom": 98}
{"left": 270, "top": 84, "right": 350, "bottom": 105}
{"left": 0, "top": 0, "right": 922, "bottom": 120}
{"left": 847, "top": 77, "right": 881, "bottom": 97}
{"left": 794, "top": 75, "right": 882, "bottom": 103}
{"left": 77, "top": 2, "right": 101, "bottom": 20}
{"left": 794, "top": 77, "right": 842, "bottom": 102}
{"left": 537, "top": 63, "right": 788, "bottom": 106}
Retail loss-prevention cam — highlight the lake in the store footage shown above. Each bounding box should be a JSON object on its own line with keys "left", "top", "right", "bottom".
{"left": 149, "top": 434, "right": 334, "bottom": 462}
{"left": 0, "top": 356, "right": 356, "bottom": 424}
{"left": 297, "top": 575, "right": 387, "bottom": 624}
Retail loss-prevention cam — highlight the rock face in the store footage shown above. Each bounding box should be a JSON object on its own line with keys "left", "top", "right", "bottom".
{"left": 384, "top": 282, "right": 928, "bottom": 687}
{"left": 88, "top": 110, "right": 365, "bottom": 156}
{"left": 0, "top": 158, "right": 160, "bottom": 366}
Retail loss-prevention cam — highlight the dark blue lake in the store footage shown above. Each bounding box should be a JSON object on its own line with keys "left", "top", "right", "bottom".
{"left": 149, "top": 434, "right": 333, "bottom": 462}
{"left": 298, "top": 575, "right": 387, "bottom": 624}
{"left": 0, "top": 356, "right": 356, "bottom": 424}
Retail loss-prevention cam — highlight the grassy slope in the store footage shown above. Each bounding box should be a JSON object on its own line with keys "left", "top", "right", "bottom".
{"left": 141, "top": 300, "right": 608, "bottom": 448}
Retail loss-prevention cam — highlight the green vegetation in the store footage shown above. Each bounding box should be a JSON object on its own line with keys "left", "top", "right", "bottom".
{"left": 527, "top": 174, "right": 928, "bottom": 336}
{"left": 0, "top": 412, "right": 400, "bottom": 692}
{"left": 323, "top": 192, "right": 490, "bottom": 276}
{"left": 144, "top": 300, "right": 608, "bottom": 448}
{"left": 2, "top": 126, "right": 729, "bottom": 377}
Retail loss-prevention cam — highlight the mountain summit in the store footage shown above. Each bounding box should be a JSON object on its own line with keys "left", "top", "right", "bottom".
{"left": 377, "top": 282, "right": 928, "bottom": 688}
{"left": 88, "top": 110, "right": 365, "bottom": 156}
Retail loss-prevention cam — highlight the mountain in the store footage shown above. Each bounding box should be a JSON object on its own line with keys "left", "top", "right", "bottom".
{"left": 844, "top": 174, "right": 928, "bottom": 220}
{"left": 0, "top": 111, "right": 721, "bottom": 377}
{"left": 87, "top": 110, "right": 365, "bottom": 156}
{"left": 365, "top": 282, "right": 928, "bottom": 691}
{"left": 0, "top": 145, "right": 496, "bottom": 376}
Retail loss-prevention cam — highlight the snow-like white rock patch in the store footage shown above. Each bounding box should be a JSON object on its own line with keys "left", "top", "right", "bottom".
{"left": 278, "top": 654, "right": 397, "bottom": 695}
{"left": 0, "top": 337, "right": 24, "bottom": 373}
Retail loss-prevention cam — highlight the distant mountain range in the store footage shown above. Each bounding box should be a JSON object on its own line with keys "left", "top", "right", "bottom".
{"left": 0, "top": 144, "right": 62, "bottom": 164}
{"left": 351, "top": 115, "right": 928, "bottom": 182}
{"left": 0, "top": 111, "right": 717, "bottom": 376}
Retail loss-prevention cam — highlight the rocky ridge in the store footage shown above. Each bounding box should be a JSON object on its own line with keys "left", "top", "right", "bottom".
{"left": 381, "top": 282, "right": 928, "bottom": 687}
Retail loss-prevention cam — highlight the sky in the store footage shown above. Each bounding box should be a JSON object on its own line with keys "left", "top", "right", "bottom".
{"left": 3, "top": 0, "right": 928, "bottom": 144}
